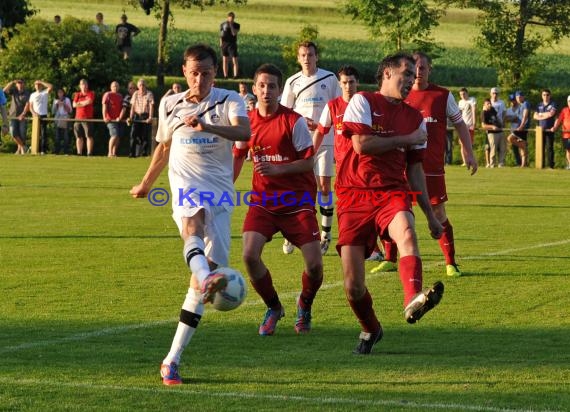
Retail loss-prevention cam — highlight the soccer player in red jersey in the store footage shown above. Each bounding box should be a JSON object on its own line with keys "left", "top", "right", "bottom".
{"left": 234, "top": 63, "right": 323, "bottom": 336}
{"left": 374, "top": 51, "right": 478, "bottom": 278}
{"left": 340, "top": 52, "right": 444, "bottom": 354}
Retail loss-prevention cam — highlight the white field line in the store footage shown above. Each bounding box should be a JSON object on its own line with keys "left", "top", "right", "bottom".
{"left": 2, "top": 238, "right": 569, "bottom": 355}
{"left": 0, "top": 378, "right": 561, "bottom": 412}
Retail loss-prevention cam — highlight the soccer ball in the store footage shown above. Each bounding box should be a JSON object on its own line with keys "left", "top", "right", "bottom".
{"left": 211, "top": 267, "right": 247, "bottom": 312}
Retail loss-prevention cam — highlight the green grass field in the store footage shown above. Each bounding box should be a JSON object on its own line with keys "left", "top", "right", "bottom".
{"left": 1, "top": 154, "right": 569, "bottom": 411}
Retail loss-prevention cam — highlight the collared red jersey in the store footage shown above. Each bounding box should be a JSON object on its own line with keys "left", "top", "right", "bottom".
{"left": 317, "top": 96, "right": 351, "bottom": 169}
{"left": 340, "top": 91, "right": 426, "bottom": 193}
{"left": 242, "top": 104, "right": 316, "bottom": 213}
{"left": 405, "top": 84, "right": 462, "bottom": 176}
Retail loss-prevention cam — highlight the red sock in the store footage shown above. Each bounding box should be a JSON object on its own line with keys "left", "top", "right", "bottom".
{"left": 299, "top": 271, "right": 323, "bottom": 310}
{"left": 251, "top": 270, "right": 280, "bottom": 310}
{"left": 399, "top": 255, "right": 423, "bottom": 306}
{"left": 438, "top": 219, "right": 456, "bottom": 265}
{"left": 382, "top": 239, "right": 398, "bottom": 262}
{"left": 347, "top": 289, "right": 380, "bottom": 333}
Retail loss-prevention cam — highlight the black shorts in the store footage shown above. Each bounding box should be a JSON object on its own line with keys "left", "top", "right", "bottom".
{"left": 512, "top": 130, "right": 528, "bottom": 141}
{"left": 563, "top": 138, "right": 570, "bottom": 150}
{"left": 221, "top": 42, "right": 238, "bottom": 58}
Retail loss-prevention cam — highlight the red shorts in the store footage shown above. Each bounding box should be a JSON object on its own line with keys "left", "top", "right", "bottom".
{"left": 336, "top": 194, "right": 413, "bottom": 257}
{"left": 425, "top": 174, "right": 448, "bottom": 205}
{"left": 243, "top": 205, "right": 319, "bottom": 247}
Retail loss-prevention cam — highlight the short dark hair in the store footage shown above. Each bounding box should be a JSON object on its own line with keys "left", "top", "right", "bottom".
{"left": 253, "top": 63, "right": 283, "bottom": 88}
{"left": 376, "top": 52, "right": 415, "bottom": 86}
{"left": 228, "top": 11, "right": 235, "bottom": 18}
{"left": 183, "top": 44, "right": 218, "bottom": 68}
{"left": 460, "top": 87, "right": 468, "bottom": 93}
{"left": 298, "top": 41, "right": 318, "bottom": 56}
{"left": 413, "top": 51, "right": 432, "bottom": 66}
{"left": 338, "top": 65, "right": 359, "bottom": 81}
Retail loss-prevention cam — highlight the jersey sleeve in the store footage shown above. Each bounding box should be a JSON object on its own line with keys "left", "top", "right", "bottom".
{"left": 155, "top": 96, "right": 172, "bottom": 143}
{"left": 446, "top": 92, "right": 463, "bottom": 124}
{"left": 227, "top": 91, "right": 248, "bottom": 120}
{"left": 342, "top": 93, "right": 372, "bottom": 137}
{"left": 317, "top": 103, "right": 333, "bottom": 134}
{"left": 407, "top": 119, "right": 427, "bottom": 165}
{"left": 292, "top": 116, "right": 313, "bottom": 155}
{"left": 280, "top": 78, "right": 295, "bottom": 109}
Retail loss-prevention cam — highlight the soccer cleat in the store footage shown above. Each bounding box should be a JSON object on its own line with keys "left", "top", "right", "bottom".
{"left": 365, "top": 250, "right": 384, "bottom": 262}
{"left": 160, "top": 362, "right": 182, "bottom": 385}
{"left": 259, "top": 306, "right": 285, "bottom": 336}
{"left": 446, "top": 264, "right": 462, "bottom": 277}
{"left": 320, "top": 232, "right": 332, "bottom": 255}
{"left": 404, "top": 281, "right": 444, "bottom": 324}
{"left": 352, "top": 327, "right": 384, "bottom": 355}
{"left": 282, "top": 239, "right": 294, "bottom": 255}
{"left": 294, "top": 300, "right": 312, "bottom": 334}
{"left": 370, "top": 260, "right": 397, "bottom": 274}
{"left": 200, "top": 272, "right": 228, "bottom": 304}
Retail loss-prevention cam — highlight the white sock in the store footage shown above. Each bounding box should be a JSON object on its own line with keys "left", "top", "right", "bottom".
{"left": 163, "top": 288, "right": 204, "bottom": 365}
{"left": 183, "top": 236, "right": 211, "bottom": 284}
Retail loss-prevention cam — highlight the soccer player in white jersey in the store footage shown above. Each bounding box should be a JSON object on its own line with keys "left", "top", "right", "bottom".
{"left": 129, "top": 44, "right": 250, "bottom": 385}
{"left": 280, "top": 41, "right": 342, "bottom": 255}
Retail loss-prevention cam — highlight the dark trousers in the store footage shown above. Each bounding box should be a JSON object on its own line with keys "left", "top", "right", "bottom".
{"left": 54, "top": 126, "right": 70, "bottom": 154}
{"left": 129, "top": 113, "right": 151, "bottom": 157}
{"left": 38, "top": 115, "right": 48, "bottom": 153}
{"left": 543, "top": 131, "right": 555, "bottom": 168}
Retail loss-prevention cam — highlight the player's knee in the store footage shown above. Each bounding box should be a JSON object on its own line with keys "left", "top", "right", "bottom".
{"left": 343, "top": 277, "right": 366, "bottom": 300}
{"left": 305, "top": 260, "right": 323, "bottom": 280}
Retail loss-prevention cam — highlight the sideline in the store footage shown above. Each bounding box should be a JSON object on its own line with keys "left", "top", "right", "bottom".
{"left": 0, "top": 378, "right": 561, "bottom": 412}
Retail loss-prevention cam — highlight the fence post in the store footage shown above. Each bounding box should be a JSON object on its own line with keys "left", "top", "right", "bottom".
{"left": 30, "top": 116, "right": 40, "bottom": 155}
{"left": 535, "top": 126, "right": 543, "bottom": 169}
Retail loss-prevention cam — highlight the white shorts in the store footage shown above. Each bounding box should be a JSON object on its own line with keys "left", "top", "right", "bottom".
{"left": 313, "top": 144, "right": 334, "bottom": 177}
{"left": 172, "top": 204, "right": 232, "bottom": 267}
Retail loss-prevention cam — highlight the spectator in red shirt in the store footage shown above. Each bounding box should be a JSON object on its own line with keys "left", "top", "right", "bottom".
{"left": 73, "top": 79, "right": 95, "bottom": 156}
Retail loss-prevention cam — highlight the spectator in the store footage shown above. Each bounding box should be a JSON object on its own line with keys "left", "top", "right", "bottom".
{"left": 481, "top": 98, "right": 504, "bottom": 168}
{"left": 102, "top": 81, "right": 123, "bottom": 157}
{"left": 54, "top": 15, "right": 61, "bottom": 24}
{"left": 91, "top": 12, "right": 108, "bottom": 34}
{"left": 115, "top": 14, "right": 140, "bottom": 60}
{"left": 0, "top": 88, "right": 9, "bottom": 141}
{"left": 238, "top": 82, "right": 254, "bottom": 102}
{"left": 533, "top": 88, "right": 557, "bottom": 168}
{"left": 219, "top": 12, "right": 240, "bottom": 78}
{"left": 3, "top": 79, "right": 30, "bottom": 155}
{"left": 120, "top": 81, "right": 136, "bottom": 148}
{"left": 549, "top": 95, "right": 570, "bottom": 170}
{"left": 162, "top": 82, "right": 183, "bottom": 99}
{"left": 73, "top": 79, "right": 95, "bottom": 156}
{"left": 458, "top": 87, "right": 476, "bottom": 166}
{"left": 508, "top": 91, "right": 530, "bottom": 167}
{"left": 52, "top": 88, "right": 72, "bottom": 155}
{"left": 489, "top": 87, "right": 507, "bottom": 167}
{"left": 128, "top": 78, "right": 154, "bottom": 157}
{"left": 29, "top": 80, "right": 53, "bottom": 155}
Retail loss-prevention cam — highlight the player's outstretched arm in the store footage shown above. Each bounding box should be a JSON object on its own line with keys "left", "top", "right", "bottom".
{"left": 352, "top": 127, "right": 427, "bottom": 155}
{"left": 184, "top": 115, "right": 250, "bottom": 142}
{"left": 406, "top": 161, "right": 443, "bottom": 239}
{"left": 130, "top": 141, "right": 171, "bottom": 198}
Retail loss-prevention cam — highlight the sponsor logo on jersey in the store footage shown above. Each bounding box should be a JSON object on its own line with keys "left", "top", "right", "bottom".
{"left": 179, "top": 136, "right": 219, "bottom": 145}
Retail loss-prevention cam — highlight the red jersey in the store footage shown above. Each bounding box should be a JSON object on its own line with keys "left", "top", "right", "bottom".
{"left": 102, "top": 91, "right": 123, "bottom": 120}
{"left": 73, "top": 90, "right": 95, "bottom": 119}
{"left": 405, "top": 84, "right": 462, "bottom": 175}
{"left": 237, "top": 104, "right": 316, "bottom": 213}
{"left": 317, "top": 96, "right": 351, "bottom": 171}
{"left": 341, "top": 91, "right": 425, "bottom": 195}
{"left": 557, "top": 107, "right": 570, "bottom": 139}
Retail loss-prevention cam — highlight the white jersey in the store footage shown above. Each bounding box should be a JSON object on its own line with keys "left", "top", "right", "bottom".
{"left": 156, "top": 87, "right": 248, "bottom": 211}
{"left": 280, "top": 68, "right": 341, "bottom": 146}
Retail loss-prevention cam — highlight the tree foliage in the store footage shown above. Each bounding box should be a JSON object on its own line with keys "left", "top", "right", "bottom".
{"left": 439, "top": 0, "right": 570, "bottom": 89}
{"left": 0, "top": 17, "right": 130, "bottom": 93}
{"left": 0, "top": 0, "right": 36, "bottom": 48}
{"left": 343, "top": 0, "right": 444, "bottom": 54}
{"left": 126, "top": 0, "right": 246, "bottom": 86}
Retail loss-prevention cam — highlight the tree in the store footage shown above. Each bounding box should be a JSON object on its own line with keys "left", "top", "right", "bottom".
{"left": 439, "top": 0, "right": 570, "bottom": 89}
{"left": 0, "top": 0, "right": 36, "bottom": 48}
{"left": 343, "top": 0, "right": 444, "bottom": 53}
{"left": 127, "top": 0, "right": 246, "bottom": 87}
{"left": 0, "top": 17, "right": 130, "bottom": 93}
